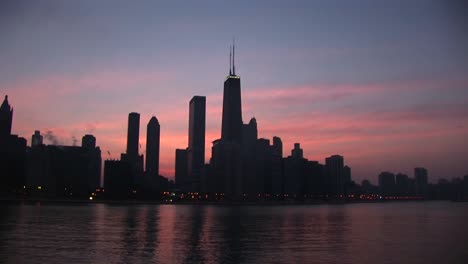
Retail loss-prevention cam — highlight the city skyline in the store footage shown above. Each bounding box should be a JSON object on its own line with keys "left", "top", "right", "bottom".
{"left": 1, "top": 1, "right": 467, "bottom": 183}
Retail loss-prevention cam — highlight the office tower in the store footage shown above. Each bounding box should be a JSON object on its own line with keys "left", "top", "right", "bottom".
{"left": 210, "top": 44, "right": 244, "bottom": 198}
{"left": 221, "top": 45, "right": 243, "bottom": 143}
{"left": 187, "top": 96, "right": 206, "bottom": 191}
{"left": 291, "top": 143, "right": 303, "bottom": 159}
{"left": 395, "top": 173, "right": 410, "bottom": 196}
{"left": 414, "top": 167, "right": 428, "bottom": 197}
{"left": 240, "top": 117, "right": 258, "bottom": 196}
{"left": 272, "top": 136, "right": 283, "bottom": 158}
{"left": 283, "top": 145, "right": 308, "bottom": 196}
{"left": 0, "top": 95, "right": 13, "bottom": 140}
{"left": 271, "top": 136, "right": 283, "bottom": 195}
{"left": 122, "top": 112, "right": 143, "bottom": 189}
{"left": 126, "top": 112, "right": 140, "bottom": 157}
{"left": 31, "top": 130, "right": 43, "bottom": 147}
{"left": 81, "top": 134, "right": 101, "bottom": 190}
{"left": 82, "top": 134, "right": 96, "bottom": 150}
{"left": 325, "top": 155, "right": 345, "bottom": 196}
{"left": 379, "top": 171, "right": 396, "bottom": 196}
{"left": 146, "top": 116, "right": 160, "bottom": 177}
{"left": 175, "top": 149, "right": 188, "bottom": 190}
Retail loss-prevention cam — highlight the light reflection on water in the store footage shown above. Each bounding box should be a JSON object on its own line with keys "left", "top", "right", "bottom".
{"left": 1, "top": 202, "right": 467, "bottom": 264}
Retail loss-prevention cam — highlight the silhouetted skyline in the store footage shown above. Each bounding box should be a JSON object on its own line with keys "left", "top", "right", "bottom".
{"left": 0, "top": 1, "right": 467, "bottom": 182}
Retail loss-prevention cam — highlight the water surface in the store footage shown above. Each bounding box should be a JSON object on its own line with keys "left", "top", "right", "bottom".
{"left": 1, "top": 202, "right": 467, "bottom": 264}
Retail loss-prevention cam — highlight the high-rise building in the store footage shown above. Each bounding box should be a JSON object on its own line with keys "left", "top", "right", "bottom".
{"left": 146, "top": 116, "right": 160, "bottom": 177}
{"left": 221, "top": 45, "right": 243, "bottom": 143}
{"left": 32, "top": 130, "right": 43, "bottom": 147}
{"left": 272, "top": 136, "right": 283, "bottom": 158}
{"left": 187, "top": 96, "right": 206, "bottom": 191}
{"left": 126, "top": 112, "right": 140, "bottom": 157}
{"left": 0, "top": 95, "right": 13, "bottom": 141}
{"left": 414, "top": 167, "right": 428, "bottom": 197}
{"left": 271, "top": 136, "right": 283, "bottom": 195}
{"left": 209, "top": 44, "right": 244, "bottom": 198}
{"left": 379, "top": 171, "right": 396, "bottom": 196}
{"left": 325, "top": 155, "right": 345, "bottom": 196}
{"left": 122, "top": 112, "right": 143, "bottom": 189}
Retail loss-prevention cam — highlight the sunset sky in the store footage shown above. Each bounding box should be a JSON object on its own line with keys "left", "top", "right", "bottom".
{"left": 1, "top": 0, "right": 467, "bottom": 183}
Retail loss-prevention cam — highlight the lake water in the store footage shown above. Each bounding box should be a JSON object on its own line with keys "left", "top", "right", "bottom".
{"left": 1, "top": 202, "right": 467, "bottom": 264}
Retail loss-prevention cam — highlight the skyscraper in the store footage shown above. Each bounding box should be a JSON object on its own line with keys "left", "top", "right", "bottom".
{"left": 221, "top": 45, "right": 243, "bottom": 143}
{"left": 210, "top": 44, "right": 244, "bottom": 198}
{"left": 122, "top": 112, "right": 143, "bottom": 189}
{"left": 325, "top": 155, "right": 345, "bottom": 196}
{"left": 414, "top": 167, "right": 428, "bottom": 197}
{"left": 146, "top": 116, "right": 160, "bottom": 177}
{"left": 187, "top": 96, "right": 206, "bottom": 191}
{"left": 126, "top": 112, "right": 140, "bottom": 157}
{"left": 0, "top": 95, "right": 13, "bottom": 140}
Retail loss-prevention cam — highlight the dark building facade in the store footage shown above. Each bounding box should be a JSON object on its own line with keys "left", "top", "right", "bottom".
{"left": 27, "top": 143, "right": 101, "bottom": 198}
{"left": 126, "top": 112, "right": 140, "bottom": 157}
{"left": 325, "top": 155, "right": 345, "bottom": 196}
{"left": 378, "top": 171, "right": 396, "bottom": 196}
{"left": 414, "top": 167, "right": 428, "bottom": 197}
{"left": 175, "top": 148, "right": 188, "bottom": 190}
{"left": 146, "top": 116, "right": 160, "bottom": 177}
{"left": 0, "top": 96, "right": 27, "bottom": 194}
{"left": 209, "top": 46, "right": 244, "bottom": 198}
{"left": 104, "top": 160, "right": 132, "bottom": 197}
{"left": 31, "top": 130, "right": 43, "bottom": 147}
{"left": 221, "top": 75, "right": 242, "bottom": 142}
{"left": 82, "top": 134, "right": 96, "bottom": 150}
{"left": 187, "top": 96, "right": 206, "bottom": 191}
{"left": 0, "top": 95, "right": 13, "bottom": 141}
{"left": 122, "top": 112, "right": 143, "bottom": 188}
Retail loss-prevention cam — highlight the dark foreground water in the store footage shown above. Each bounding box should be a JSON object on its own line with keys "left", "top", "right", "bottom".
{"left": 1, "top": 202, "right": 467, "bottom": 264}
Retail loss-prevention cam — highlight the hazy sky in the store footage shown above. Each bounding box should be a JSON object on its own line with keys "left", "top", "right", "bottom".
{"left": 1, "top": 0, "right": 467, "bottom": 183}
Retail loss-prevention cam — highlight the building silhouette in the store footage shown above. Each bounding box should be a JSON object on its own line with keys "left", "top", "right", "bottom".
{"left": 378, "top": 171, "right": 396, "bottom": 196}
{"left": 26, "top": 134, "right": 101, "bottom": 198}
{"left": 146, "top": 116, "right": 160, "bottom": 177}
{"left": 126, "top": 112, "right": 140, "bottom": 157}
{"left": 104, "top": 159, "right": 132, "bottom": 197}
{"left": 0, "top": 95, "right": 13, "bottom": 141}
{"left": 209, "top": 45, "right": 244, "bottom": 198}
{"left": 325, "top": 155, "right": 345, "bottom": 196}
{"left": 175, "top": 148, "right": 188, "bottom": 190}
{"left": 187, "top": 96, "right": 206, "bottom": 191}
{"left": 0, "top": 95, "right": 27, "bottom": 194}
{"left": 221, "top": 46, "right": 242, "bottom": 143}
{"left": 121, "top": 112, "right": 143, "bottom": 189}
{"left": 82, "top": 134, "right": 96, "bottom": 150}
{"left": 414, "top": 167, "right": 428, "bottom": 196}
{"left": 31, "top": 130, "right": 43, "bottom": 147}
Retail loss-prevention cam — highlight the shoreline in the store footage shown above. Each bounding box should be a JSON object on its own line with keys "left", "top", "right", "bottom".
{"left": 1, "top": 197, "right": 460, "bottom": 207}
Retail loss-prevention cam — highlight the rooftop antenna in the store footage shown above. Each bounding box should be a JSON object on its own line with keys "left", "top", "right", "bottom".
{"left": 229, "top": 45, "right": 232, "bottom": 76}
{"left": 232, "top": 38, "right": 236, "bottom": 75}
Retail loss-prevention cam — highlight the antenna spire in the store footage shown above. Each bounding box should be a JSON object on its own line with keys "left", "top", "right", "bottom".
{"left": 232, "top": 38, "right": 236, "bottom": 75}
{"left": 229, "top": 45, "right": 232, "bottom": 76}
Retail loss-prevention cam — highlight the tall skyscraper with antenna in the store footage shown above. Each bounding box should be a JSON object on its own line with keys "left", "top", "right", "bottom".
{"left": 210, "top": 43, "right": 244, "bottom": 198}
{"left": 221, "top": 43, "right": 243, "bottom": 143}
